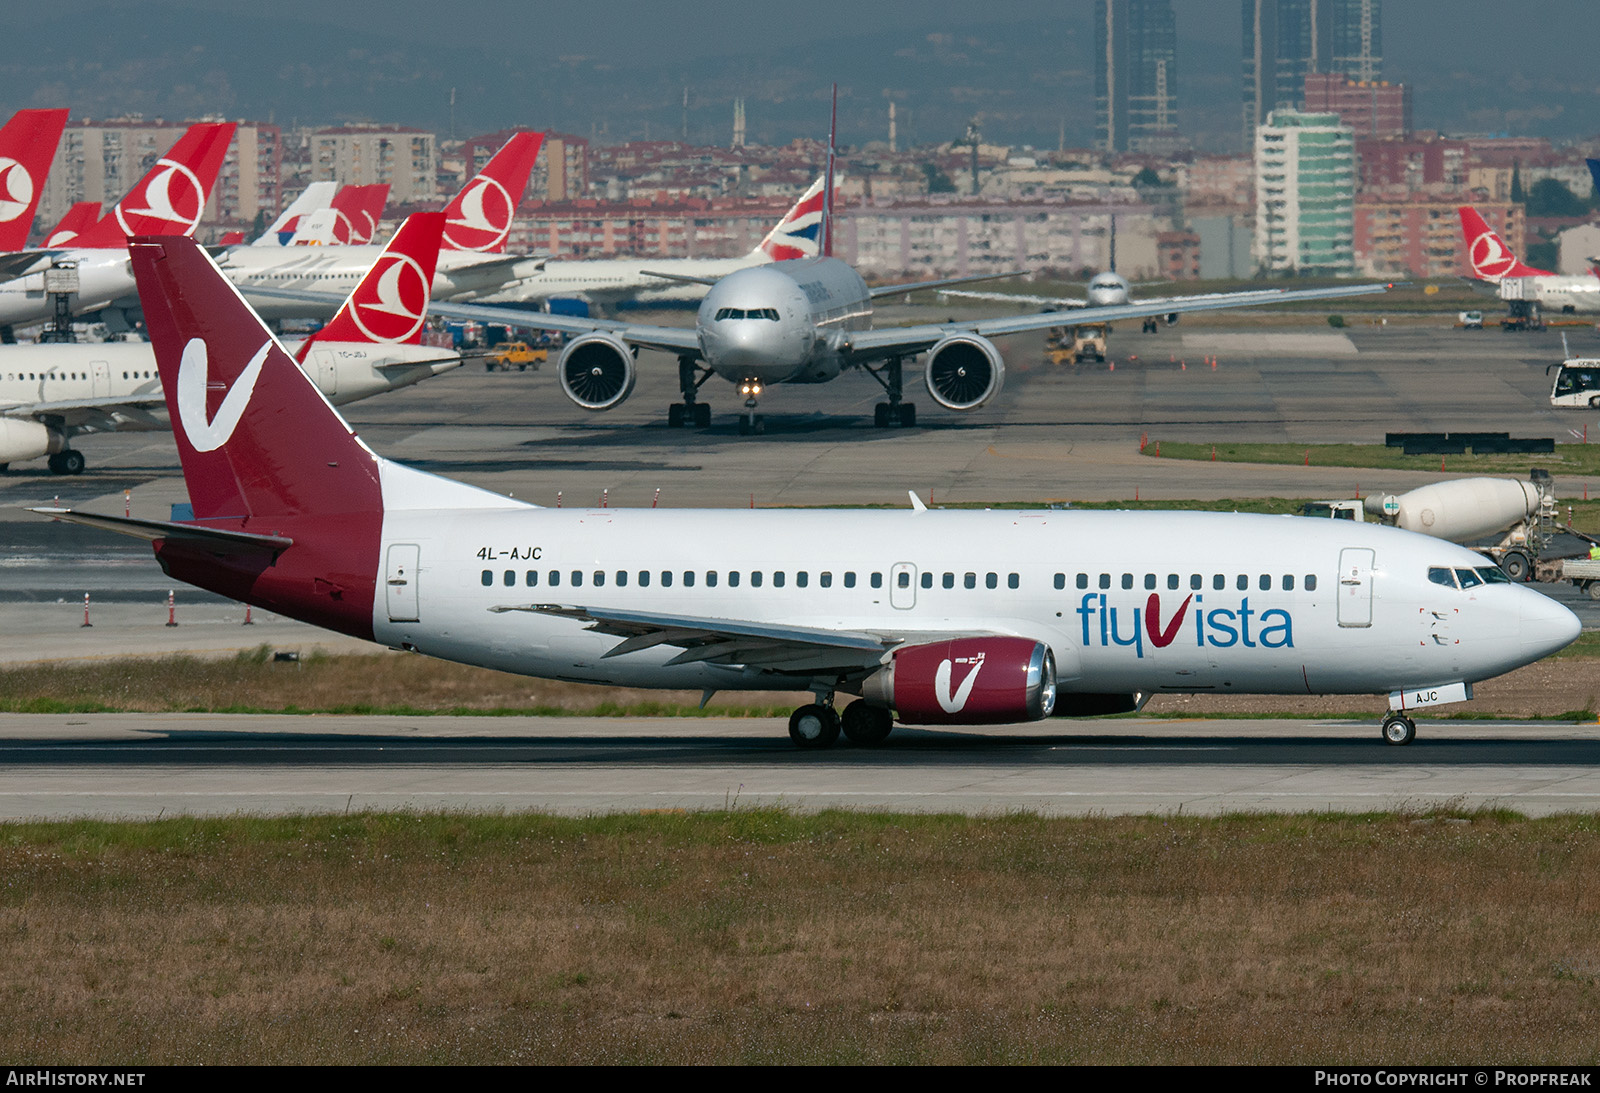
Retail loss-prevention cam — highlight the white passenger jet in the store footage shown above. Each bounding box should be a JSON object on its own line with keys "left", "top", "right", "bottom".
{"left": 1459, "top": 206, "right": 1600, "bottom": 315}
{"left": 33, "top": 233, "right": 1581, "bottom": 749}
{"left": 0, "top": 213, "right": 457, "bottom": 475}
{"left": 0, "top": 122, "right": 237, "bottom": 332}
{"left": 393, "top": 97, "right": 1399, "bottom": 432}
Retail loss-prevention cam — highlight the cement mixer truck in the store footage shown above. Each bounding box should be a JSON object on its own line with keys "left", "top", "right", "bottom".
{"left": 1302, "top": 470, "right": 1559, "bottom": 582}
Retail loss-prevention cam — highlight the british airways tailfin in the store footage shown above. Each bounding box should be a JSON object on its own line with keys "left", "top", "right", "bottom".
{"left": 1458, "top": 205, "right": 1552, "bottom": 282}
{"left": 74, "top": 123, "right": 237, "bottom": 249}
{"left": 0, "top": 108, "right": 69, "bottom": 251}
{"left": 752, "top": 176, "right": 828, "bottom": 262}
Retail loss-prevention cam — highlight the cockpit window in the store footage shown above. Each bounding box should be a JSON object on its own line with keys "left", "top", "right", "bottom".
{"left": 1475, "top": 566, "right": 1511, "bottom": 584}
{"left": 714, "top": 307, "right": 780, "bottom": 321}
{"left": 1428, "top": 567, "right": 1457, "bottom": 589}
{"left": 1455, "top": 568, "right": 1484, "bottom": 588}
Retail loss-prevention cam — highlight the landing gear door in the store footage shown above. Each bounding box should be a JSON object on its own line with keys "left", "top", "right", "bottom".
{"left": 313, "top": 349, "right": 337, "bottom": 397}
{"left": 386, "top": 543, "right": 420, "bottom": 623}
{"left": 1337, "top": 547, "right": 1374, "bottom": 628}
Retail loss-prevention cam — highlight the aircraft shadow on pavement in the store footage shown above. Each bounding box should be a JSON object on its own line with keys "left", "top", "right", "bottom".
{"left": 4, "top": 731, "right": 1598, "bottom": 769}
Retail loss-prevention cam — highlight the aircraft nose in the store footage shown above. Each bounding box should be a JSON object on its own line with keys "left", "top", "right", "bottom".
{"left": 1518, "top": 588, "right": 1582, "bottom": 660}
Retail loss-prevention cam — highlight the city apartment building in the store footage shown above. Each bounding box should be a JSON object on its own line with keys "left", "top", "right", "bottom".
{"left": 1354, "top": 197, "right": 1524, "bottom": 278}
{"left": 308, "top": 125, "right": 436, "bottom": 204}
{"left": 1254, "top": 109, "right": 1356, "bottom": 275}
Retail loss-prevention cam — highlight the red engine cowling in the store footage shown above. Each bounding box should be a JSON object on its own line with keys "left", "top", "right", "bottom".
{"left": 862, "top": 637, "right": 1056, "bottom": 725}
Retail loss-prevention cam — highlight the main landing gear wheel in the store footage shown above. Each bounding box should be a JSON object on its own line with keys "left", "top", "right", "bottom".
{"left": 788, "top": 704, "right": 841, "bottom": 749}
{"left": 1381, "top": 713, "right": 1416, "bottom": 746}
{"left": 873, "top": 402, "right": 916, "bottom": 428}
{"left": 47, "top": 450, "right": 85, "bottom": 476}
{"left": 841, "top": 701, "right": 894, "bottom": 747}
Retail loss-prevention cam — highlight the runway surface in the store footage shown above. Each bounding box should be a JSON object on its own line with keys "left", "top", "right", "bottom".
{"left": 4, "top": 713, "right": 1600, "bottom": 819}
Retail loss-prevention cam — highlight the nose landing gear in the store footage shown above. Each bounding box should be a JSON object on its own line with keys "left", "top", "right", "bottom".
{"left": 1381, "top": 712, "right": 1416, "bottom": 746}
{"left": 737, "top": 379, "right": 764, "bottom": 435}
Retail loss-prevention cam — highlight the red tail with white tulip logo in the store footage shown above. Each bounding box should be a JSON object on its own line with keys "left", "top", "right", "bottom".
{"left": 0, "top": 108, "right": 69, "bottom": 251}
{"left": 1458, "top": 206, "right": 1551, "bottom": 282}
{"left": 74, "top": 123, "right": 237, "bottom": 248}
{"left": 441, "top": 131, "right": 543, "bottom": 253}
{"left": 296, "top": 212, "right": 445, "bottom": 361}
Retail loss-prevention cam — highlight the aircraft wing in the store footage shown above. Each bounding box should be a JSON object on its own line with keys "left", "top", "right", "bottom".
{"left": 490, "top": 603, "right": 984, "bottom": 678}
{"left": 844, "top": 281, "right": 1395, "bottom": 361}
{"left": 239, "top": 285, "right": 704, "bottom": 356}
{"left": 4, "top": 393, "right": 167, "bottom": 432}
{"left": 866, "top": 271, "right": 1026, "bottom": 300}
{"left": 936, "top": 289, "right": 1089, "bottom": 309}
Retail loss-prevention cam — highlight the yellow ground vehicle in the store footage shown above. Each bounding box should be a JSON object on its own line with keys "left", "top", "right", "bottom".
{"left": 1045, "top": 322, "right": 1109, "bottom": 364}
{"left": 484, "top": 342, "right": 547, "bottom": 372}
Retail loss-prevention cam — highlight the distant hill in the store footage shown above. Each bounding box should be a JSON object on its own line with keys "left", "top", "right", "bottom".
{"left": 4, "top": 5, "right": 1593, "bottom": 153}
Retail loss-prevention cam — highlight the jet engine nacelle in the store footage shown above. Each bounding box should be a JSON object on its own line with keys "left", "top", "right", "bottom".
{"left": 557, "top": 332, "right": 637, "bottom": 411}
{"left": 0, "top": 418, "right": 64, "bottom": 467}
{"left": 924, "top": 334, "right": 1004, "bottom": 411}
{"left": 861, "top": 636, "right": 1056, "bottom": 725}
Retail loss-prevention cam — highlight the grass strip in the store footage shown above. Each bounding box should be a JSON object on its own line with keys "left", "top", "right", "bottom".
{"left": 1141, "top": 440, "right": 1600, "bottom": 481}
{"left": 5, "top": 808, "right": 1600, "bottom": 1064}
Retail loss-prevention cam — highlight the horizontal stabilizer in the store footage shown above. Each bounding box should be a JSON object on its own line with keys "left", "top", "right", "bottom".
{"left": 31, "top": 508, "right": 293, "bottom": 554}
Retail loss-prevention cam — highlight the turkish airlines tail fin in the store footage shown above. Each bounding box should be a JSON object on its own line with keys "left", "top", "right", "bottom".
{"left": 297, "top": 212, "right": 445, "bottom": 360}
{"left": 441, "top": 130, "right": 544, "bottom": 253}
{"left": 74, "top": 123, "right": 237, "bottom": 249}
{"left": 1458, "top": 205, "right": 1552, "bottom": 281}
{"left": 0, "top": 108, "right": 69, "bottom": 251}
{"left": 42, "top": 202, "right": 101, "bottom": 247}
{"left": 250, "top": 180, "right": 336, "bottom": 247}
{"left": 752, "top": 176, "right": 827, "bottom": 261}
{"left": 328, "top": 184, "right": 390, "bottom": 244}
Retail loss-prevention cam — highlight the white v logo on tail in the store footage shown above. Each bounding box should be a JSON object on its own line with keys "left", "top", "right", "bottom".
{"left": 935, "top": 656, "right": 984, "bottom": 714}
{"left": 176, "top": 338, "right": 269, "bottom": 452}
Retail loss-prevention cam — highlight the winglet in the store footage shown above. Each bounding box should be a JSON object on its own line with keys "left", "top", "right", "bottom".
{"left": 908, "top": 490, "right": 927, "bottom": 512}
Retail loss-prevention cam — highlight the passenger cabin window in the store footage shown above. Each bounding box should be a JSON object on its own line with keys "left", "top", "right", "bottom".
{"left": 1008, "top": 574, "right": 1019, "bottom": 589}
{"left": 593, "top": 571, "right": 605, "bottom": 587}
{"left": 729, "top": 572, "right": 741, "bottom": 587}
{"left": 481, "top": 570, "right": 492, "bottom": 586}
{"left": 503, "top": 571, "right": 515, "bottom": 586}
{"left": 750, "top": 572, "right": 762, "bottom": 588}
{"left": 922, "top": 573, "right": 934, "bottom": 589}
{"left": 821, "top": 572, "right": 833, "bottom": 588}
{"left": 774, "top": 572, "right": 785, "bottom": 588}
{"left": 943, "top": 572, "right": 955, "bottom": 589}
{"left": 661, "top": 571, "right": 673, "bottom": 587}
{"left": 1305, "top": 575, "right": 1318, "bottom": 591}
{"left": 707, "top": 571, "right": 719, "bottom": 587}
{"left": 1098, "top": 574, "right": 1111, "bottom": 590}
{"left": 1144, "top": 574, "right": 1156, "bottom": 590}
{"left": 525, "top": 571, "right": 538, "bottom": 587}
{"left": 638, "top": 571, "right": 649, "bottom": 587}
{"left": 844, "top": 572, "right": 857, "bottom": 588}
{"left": 1284, "top": 575, "right": 1295, "bottom": 591}
{"left": 1119, "top": 573, "right": 1132, "bottom": 590}
{"left": 1213, "top": 574, "right": 1226, "bottom": 590}
{"left": 964, "top": 573, "right": 977, "bottom": 590}
{"left": 1191, "top": 574, "right": 1203, "bottom": 591}
{"left": 1237, "top": 574, "right": 1249, "bottom": 591}
{"left": 1259, "top": 574, "right": 1271, "bottom": 591}
{"left": 871, "top": 573, "right": 883, "bottom": 589}
{"left": 571, "top": 571, "right": 583, "bottom": 587}
{"left": 1055, "top": 574, "right": 1067, "bottom": 590}
{"left": 898, "top": 572, "right": 912, "bottom": 589}
{"left": 548, "top": 571, "right": 560, "bottom": 587}
{"left": 797, "top": 572, "right": 808, "bottom": 588}
{"left": 615, "top": 571, "right": 627, "bottom": 587}
{"left": 1168, "top": 574, "right": 1180, "bottom": 590}
{"left": 1076, "top": 573, "right": 1088, "bottom": 590}
{"left": 683, "top": 571, "right": 695, "bottom": 587}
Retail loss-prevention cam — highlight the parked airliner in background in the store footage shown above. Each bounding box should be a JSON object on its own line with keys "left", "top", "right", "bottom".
{"left": 0, "top": 213, "right": 457, "bottom": 474}
{"left": 0, "top": 108, "right": 70, "bottom": 252}
{"left": 41, "top": 203, "right": 101, "bottom": 248}
{"left": 1459, "top": 205, "right": 1600, "bottom": 315}
{"left": 0, "top": 122, "right": 237, "bottom": 332}
{"left": 249, "top": 181, "right": 336, "bottom": 247}
{"left": 469, "top": 176, "right": 828, "bottom": 310}
{"left": 35, "top": 233, "right": 1580, "bottom": 749}
{"left": 218, "top": 131, "right": 545, "bottom": 319}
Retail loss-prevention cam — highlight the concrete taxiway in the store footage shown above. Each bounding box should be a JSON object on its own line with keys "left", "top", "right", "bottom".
{"left": 3, "top": 713, "right": 1600, "bottom": 819}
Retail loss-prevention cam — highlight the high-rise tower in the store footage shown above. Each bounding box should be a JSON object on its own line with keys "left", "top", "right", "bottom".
{"left": 1095, "top": 0, "right": 1179, "bottom": 153}
{"left": 1242, "top": 1, "right": 1381, "bottom": 144}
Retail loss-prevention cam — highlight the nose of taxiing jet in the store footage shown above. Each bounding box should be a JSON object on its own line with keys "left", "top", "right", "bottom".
{"left": 1518, "top": 588, "right": 1582, "bottom": 661}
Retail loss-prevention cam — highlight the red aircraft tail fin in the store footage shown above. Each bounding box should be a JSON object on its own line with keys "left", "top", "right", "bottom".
{"left": 329, "top": 183, "right": 390, "bottom": 244}
{"left": 441, "top": 131, "right": 543, "bottom": 253}
{"left": 1458, "top": 206, "right": 1552, "bottom": 281}
{"left": 0, "top": 108, "right": 69, "bottom": 251}
{"left": 74, "top": 123, "right": 236, "bottom": 248}
{"left": 42, "top": 201, "right": 101, "bottom": 247}
{"left": 298, "top": 212, "right": 445, "bottom": 359}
